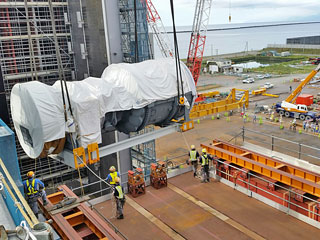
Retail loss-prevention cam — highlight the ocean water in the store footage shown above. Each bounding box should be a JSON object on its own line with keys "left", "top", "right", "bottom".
{"left": 153, "top": 22, "right": 320, "bottom": 59}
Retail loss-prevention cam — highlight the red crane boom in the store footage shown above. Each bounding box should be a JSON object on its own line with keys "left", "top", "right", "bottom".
{"left": 187, "top": 0, "right": 213, "bottom": 85}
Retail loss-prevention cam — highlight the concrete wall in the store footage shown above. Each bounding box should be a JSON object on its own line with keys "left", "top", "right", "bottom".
{"left": 102, "top": 0, "right": 123, "bottom": 64}
{"left": 68, "top": 0, "right": 90, "bottom": 80}
{"left": 68, "top": 0, "right": 110, "bottom": 79}
{"left": 83, "top": 0, "right": 109, "bottom": 77}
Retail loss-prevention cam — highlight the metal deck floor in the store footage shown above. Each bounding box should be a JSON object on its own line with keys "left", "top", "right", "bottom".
{"left": 95, "top": 172, "right": 320, "bottom": 240}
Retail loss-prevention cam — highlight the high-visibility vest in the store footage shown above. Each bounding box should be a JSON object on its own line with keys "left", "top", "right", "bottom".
{"left": 26, "top": 179, "right": 38, "bottom": 196}
{"left": 109, "top": 172, "right": 118, "bottom": 185}
{"left": 115, "top": 185, "right": 124, "bottom": 199}
{"left": 201, "top": 155, "right": 209, "bottom": 166}
{"left": 189, "top": 150, "right": 197, "bottom": 161}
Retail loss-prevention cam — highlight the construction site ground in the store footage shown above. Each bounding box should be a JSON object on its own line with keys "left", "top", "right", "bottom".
{"left": 95, "top": 113, "right": 320, "bottom": 240}
{"left": 95, "top": 171, "right": 320, "bottom": 240}
{"left": 96, "top": 72, "right": 320, "bottom": 239}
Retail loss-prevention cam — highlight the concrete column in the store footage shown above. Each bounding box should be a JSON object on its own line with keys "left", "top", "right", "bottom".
{"left": 101, "top": 0, "right": 123, "bottom": 64}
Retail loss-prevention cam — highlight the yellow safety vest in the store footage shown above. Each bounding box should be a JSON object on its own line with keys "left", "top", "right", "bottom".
{"left": 109, "top": 172, "right": 118, "bottom": 185}
{"left": 189, "top": 150, "right": 197, "bottom": 161}
{"left": 115, "top": 185, "right": 124, "bottom": 199}
{"left": 26, "top": 179, "right": 38, "bottom": 195}
{"left": 201, "top": 155, "right": 209, "bottom": 166}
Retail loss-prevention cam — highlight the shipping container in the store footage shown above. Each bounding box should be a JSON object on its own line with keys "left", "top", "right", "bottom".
{"left": 296, "top": 94, "right": 313, "bottom": 106}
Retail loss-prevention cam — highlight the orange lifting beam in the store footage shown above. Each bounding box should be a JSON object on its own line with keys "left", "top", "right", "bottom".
{"left": 201, "top": 140, "right": 320, "bottom": 197}
{"left": 39, "top": 185, "right": 121, "bottom": 240}
{"left": 190, "top": 88, "right": 249, "bottom": 119}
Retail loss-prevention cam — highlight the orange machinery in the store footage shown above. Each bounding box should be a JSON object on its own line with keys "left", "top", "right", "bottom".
{"left": 150, "top": 161, "right": 167, "bottom": 189}
{"left": 127, "top": 168, "right": 146, "bottom": 198}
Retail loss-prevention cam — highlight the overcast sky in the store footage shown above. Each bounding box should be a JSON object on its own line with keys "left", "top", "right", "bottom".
{"left": 151, "top": 0, "right": 320, "bottom": 26}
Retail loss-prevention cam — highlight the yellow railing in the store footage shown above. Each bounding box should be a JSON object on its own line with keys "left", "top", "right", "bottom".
{"left": 0, "top": 158, "right": 39, "bottom": 227}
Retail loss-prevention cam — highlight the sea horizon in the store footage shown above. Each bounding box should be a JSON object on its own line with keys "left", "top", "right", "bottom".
{"left": 153, "top": 21, "right": 320, "bottom": 59}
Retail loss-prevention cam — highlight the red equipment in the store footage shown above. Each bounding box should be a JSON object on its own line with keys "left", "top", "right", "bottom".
{"left": 145, "top": 0, "right": 174, "bottom": 58}
{"left": 296, "top": 94, "right": 313, "bottom": 106}
{"left": 127, "top": 168, "right": 146, "bottom": 198}
{"left": 150, "top": 161, "right": 167, "bottom": 189}
{"left": 146, "top": 0, "right": 213, "bottom": 87}
{"left": 186, "top": 0, "right": 213, "bottom": 86}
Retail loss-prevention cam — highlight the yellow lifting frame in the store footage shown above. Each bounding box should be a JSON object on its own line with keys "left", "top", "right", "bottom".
{"left": 88, "top": 143, "right": 100, "bottom": 165}
{"left": 73, "top": 147, "right": 86, "bottom": 169}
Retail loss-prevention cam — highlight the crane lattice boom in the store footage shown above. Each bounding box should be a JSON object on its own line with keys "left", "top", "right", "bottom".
{"left": 145, "top": 0, "right": 174, "bottom": 58}
{"left": 187, "top": 0, "right": 212, "bottom": 85}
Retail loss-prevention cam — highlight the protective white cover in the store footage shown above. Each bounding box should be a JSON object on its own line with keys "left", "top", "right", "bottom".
{"left": 11, "top": 59, "right": 196, "bottom": 158}
{"left": 100, "top": 58, "right": 196, "bottom": 110}
{"left": 11, "top": 81, "right": 66, "bottom": 158}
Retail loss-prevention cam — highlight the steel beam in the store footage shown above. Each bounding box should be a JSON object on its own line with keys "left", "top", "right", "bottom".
{"left": 99, "top": 124, "right": 180, "bottom": 157}
{"left": 39, "top": 185, "right": 122, "bottom": 240}
{"left": 57, "top": 124, "right": 180, "bottom": 169}
{"left": 202, "top": 139, "right": 320, "bottom": 197}
{"left": 0, "top": 2, "right": 68, "bottom": 7}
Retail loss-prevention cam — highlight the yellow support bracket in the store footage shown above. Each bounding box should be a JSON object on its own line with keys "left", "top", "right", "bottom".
{"left": 88, "top": 142, "right": 100, "bottom": 165}
{"left": 180, "top": 120, "right": 194, "bottom": 132}
{"left": 73, "top": 147, "right": 86, "bottom": 169}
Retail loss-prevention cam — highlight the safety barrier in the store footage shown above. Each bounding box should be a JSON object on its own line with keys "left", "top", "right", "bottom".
{"left": 201, "top": 139, "right": 320, "bottom": 197}
{"left": 240, "top": 127, "right": 320, "bottom": 163}
{"left": 212, "top": 157, "right": 320, "bottom": 227}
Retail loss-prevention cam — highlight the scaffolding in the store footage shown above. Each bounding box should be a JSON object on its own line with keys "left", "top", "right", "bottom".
{"left": 0, "top": 0, "right": 77, "bottom": 186}
{"left": 131, "top": 126, "right": 156, "bottom": 178}
{"left": 0, "top": 0, "right": 75, "bottom": 123}
{"left": 118, "top": 0, "right": 152, "bottom": 63}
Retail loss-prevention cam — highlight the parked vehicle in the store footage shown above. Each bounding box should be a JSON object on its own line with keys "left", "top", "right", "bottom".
{"left": 263, "top": 82, "right": 274, "bottom": 89}
{"left": 264, "top": 73, "right": 271, "bottom": 78}
{"left": 275, "top": 63, "right": 320, "bottom": 121}
{"left": 243, "top": 78, "right": 254, "bottom": 84}
{"left": 256, "top": 74, "right": 264, "bottom": 79}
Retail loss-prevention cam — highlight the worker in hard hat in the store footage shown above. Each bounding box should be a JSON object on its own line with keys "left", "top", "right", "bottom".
{"left": 106, "top": 166, "right": 120, "bottom": 187}
{"left": 189, "top": 145, "right": 200, "bottom": 177}
{"left": 23, "top": 171, "right": 48, "bottom": 218}
{"left": 199, "top": 148, "right": 213, "bottom": 183}
{"left": 114, "top": 177, "right": 125, "bottom": 219}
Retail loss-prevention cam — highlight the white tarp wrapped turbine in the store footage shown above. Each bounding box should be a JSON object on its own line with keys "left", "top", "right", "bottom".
{"left": 11, "top": 59, "right": 196, "bottom": 158}
{"left": 11, "top": 81, "right": 66, "bottom": 158}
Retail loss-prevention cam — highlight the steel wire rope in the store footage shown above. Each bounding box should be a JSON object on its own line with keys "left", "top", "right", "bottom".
{"left": 67, "top": 131, "right": 115, "bottom": 197}
{"left": 169, "top": 0, "right": 185, "bottom": 104}
{"left": 134, "top": 0, "right": 138, "bottom": 63}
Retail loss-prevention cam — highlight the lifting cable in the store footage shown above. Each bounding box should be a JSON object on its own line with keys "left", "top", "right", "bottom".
{"left": 134, "top": 0, "right": 139, "bottom": 63}
{"left": 169, "top": 0, "right": 185, "bottom": 105}
{"left": 48, "top": 0, "right": 74, "bottom": 121}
